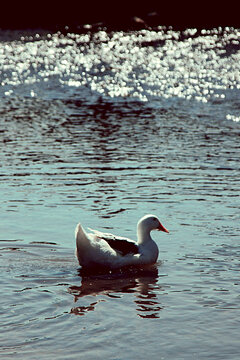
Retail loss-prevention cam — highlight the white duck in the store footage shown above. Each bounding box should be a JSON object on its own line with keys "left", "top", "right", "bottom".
{"left": 75, "top": 214, "right": 169, "bottom": 270}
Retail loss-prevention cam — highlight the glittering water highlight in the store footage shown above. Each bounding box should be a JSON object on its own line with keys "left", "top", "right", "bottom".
{"left": 1, "top": 27, "right": 240, "bottom": 108}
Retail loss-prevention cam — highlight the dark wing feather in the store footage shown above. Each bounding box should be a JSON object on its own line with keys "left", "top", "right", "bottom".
{"left": 89, "top": 228, "right": 139, "bottom": 256}
{"left": 103, "top": 237, "right": 139, "bottom": 256}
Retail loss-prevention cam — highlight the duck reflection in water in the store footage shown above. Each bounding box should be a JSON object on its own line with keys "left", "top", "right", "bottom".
{"left": 69, "top": 264, "right": 164, "bottom": 319}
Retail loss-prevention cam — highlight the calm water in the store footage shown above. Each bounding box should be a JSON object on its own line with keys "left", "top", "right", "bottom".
{"left": 0, "top": 27, "right": 240, "bottom": 359}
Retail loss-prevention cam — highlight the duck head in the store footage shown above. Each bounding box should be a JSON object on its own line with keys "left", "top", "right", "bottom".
{"left": 138, "top": 214, "right": 169, "bottom": 233}
{"left": 137, "top": 214, "right": 169, "bottom": 244}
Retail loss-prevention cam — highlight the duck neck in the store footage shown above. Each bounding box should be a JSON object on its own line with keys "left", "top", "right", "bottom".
{"left": 137, "top": 225, "right": 152, "bottom": 245}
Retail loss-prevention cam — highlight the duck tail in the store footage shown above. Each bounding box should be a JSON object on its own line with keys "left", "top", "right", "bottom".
{"left": 75, "top": 223, "right": 90, "bottom": 265}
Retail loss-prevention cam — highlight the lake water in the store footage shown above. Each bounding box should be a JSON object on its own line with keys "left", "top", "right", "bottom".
{"left": 0, "top": 27, "right": 240, "bottom": 359}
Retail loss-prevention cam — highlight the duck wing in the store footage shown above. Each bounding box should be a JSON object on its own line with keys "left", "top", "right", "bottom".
{"left": 88, "top": 228, "right": 139, "bottom": 256}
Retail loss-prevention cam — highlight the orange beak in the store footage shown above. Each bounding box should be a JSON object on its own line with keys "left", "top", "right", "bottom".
{"left": 157, "top": 222, "right": 169, "bottom": 233}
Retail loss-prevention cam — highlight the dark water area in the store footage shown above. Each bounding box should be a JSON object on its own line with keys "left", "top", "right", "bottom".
{"left": 1, "top": 2, "right": 239, "bottom": 31}
{"left": 0, "top": 27, "right": 240, "bottom": 359}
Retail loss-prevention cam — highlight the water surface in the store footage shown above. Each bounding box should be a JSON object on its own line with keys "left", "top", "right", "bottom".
{"left": 0, "top": 27, "right": 240, "bottom": 359}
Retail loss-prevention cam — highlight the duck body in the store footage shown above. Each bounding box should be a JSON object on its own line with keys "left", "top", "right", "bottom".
{"left": 75, "top": 214, "right": 169, "bottom": 270}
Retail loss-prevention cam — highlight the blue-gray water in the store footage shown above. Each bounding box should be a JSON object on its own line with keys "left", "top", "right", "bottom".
{"left": 0, "top": 27, "right": 240, "bottom": 359}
